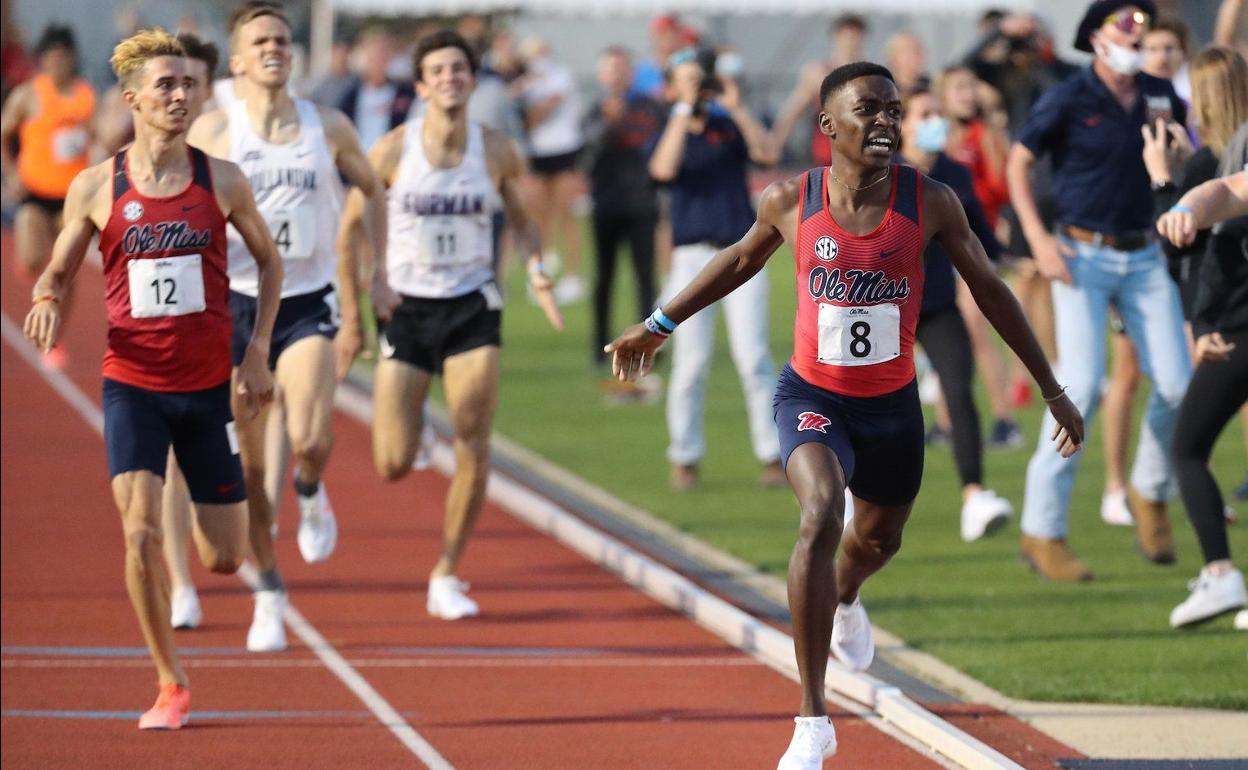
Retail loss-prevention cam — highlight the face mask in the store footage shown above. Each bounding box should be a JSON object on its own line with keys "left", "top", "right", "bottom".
{"left": 1095, "top": 39, "right": 1143, "bottom": 76}
{"left": 914, "top": 116, "right": 949, "bottom": 153}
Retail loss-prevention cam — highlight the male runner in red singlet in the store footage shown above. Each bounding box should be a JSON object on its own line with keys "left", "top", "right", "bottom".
{"left": 607, "top": 62, "right": 1084, "bottom": 770}
{"left": 23, "top": 28, "right": 282, "bottom": 731}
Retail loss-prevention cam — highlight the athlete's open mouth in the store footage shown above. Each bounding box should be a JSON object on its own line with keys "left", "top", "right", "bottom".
{"left": 864, "top": 134, "right": 895, "bottom": 153}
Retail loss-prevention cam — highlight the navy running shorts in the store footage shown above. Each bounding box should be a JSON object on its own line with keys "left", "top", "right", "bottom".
{"left": 230, "top": 284, "right": 338, "bottom": 369}
{"left": 773, "top": 363, "right": 924, "bottom": 506}
{"left": 102, "top": 378, "right": 245, "bottom": 504}
{"left": 378, "top": 285, "right": 502, "bottom": 375}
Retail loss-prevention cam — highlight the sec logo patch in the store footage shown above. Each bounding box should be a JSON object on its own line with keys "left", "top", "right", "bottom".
{"left": 814, "top": 235, "right": 838, "bottom": 261}
{"left": 123, "top": 201, "right": 144, "bottom": 222}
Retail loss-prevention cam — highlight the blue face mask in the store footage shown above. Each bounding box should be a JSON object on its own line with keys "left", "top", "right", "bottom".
{"left": 914, "top": 116, "right": 949, "bottom": 153}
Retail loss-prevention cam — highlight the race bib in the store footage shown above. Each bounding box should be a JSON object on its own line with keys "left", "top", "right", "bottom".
{"left": 264, "top": 205, "right": 314, "bottom": 260}
{"left": 419, "top": 220, "right": 469, "bottom": 266}
{"left": 817, "top": 303, "right": 900, "bottom": 366}
{"left": 51, "top": 126, "right": 88, "bottom": 164}
{"left": 128, "top": 254, "right": 206, "bottom": 319}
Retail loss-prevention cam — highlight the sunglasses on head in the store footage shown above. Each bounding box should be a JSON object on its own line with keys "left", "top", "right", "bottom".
{"left": 1103, "top": 9, "right": 1151, "bottom": 33}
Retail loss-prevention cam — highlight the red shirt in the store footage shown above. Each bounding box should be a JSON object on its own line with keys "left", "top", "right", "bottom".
{"left": 948, "top": 120, "right": 1009, "bottom": 227}
{"left": 790, "top": 165, "right": 926, "bottom": 397}
{"left": 98, "top": 147, "right": 232, "bottom": 392}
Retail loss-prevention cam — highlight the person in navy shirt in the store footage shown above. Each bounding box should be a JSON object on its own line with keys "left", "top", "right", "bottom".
{"left": 647, "top": 47, "right": 782, "bottom": 491}
{"left": 1006, "top": 0, "right": 1191, "bottom": 581}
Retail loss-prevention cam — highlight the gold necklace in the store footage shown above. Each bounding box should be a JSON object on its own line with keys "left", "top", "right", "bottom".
{"left": 827, "top": 167, "right": 891, "bottom": 192}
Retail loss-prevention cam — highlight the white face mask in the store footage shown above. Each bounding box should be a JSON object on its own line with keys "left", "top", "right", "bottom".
{"left": 1095, "top": 39, "right": 1143, "bottom": 76}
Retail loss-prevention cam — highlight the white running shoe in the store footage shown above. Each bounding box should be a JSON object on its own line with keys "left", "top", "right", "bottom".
{"left": 1100, "top": 490, "right": 1134, "bottom": 527}
{"left": 246, "top": 590, "right": 288, "bottom": 652}
{"left": 553, "top": 274, "right": 587, "bottom": 305}
{"left": 413, "top": 421, "right": 436, "bottom": 471}
{"left": 830, "top": 597, "right": 874, "bottom": 672}
{"left": 776, "top": 716, "right": 837, "bottom": 770}
{"left": 1234, "top": 609, "right": 1248, "bottom": 631}
{"left": 296, "top": 482, "right": 337, "bottom": 564}
{"left": 1170, "top": 567, "right": 1247, "bottom": 628}
{"left": 918, "top": 371, "right": 942, "bottom": 405}
{"left": 960, "top": 489, "right": 1014, "bottom": 542}
{"left": 170, "top": 586, "right": 202, "bottom": 630}
{"left": 427, "top": 575, "right": 479, "bottom": 620}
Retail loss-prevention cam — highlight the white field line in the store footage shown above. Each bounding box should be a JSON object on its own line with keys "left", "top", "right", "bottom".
{"left": 335, "top": 384, "right": 1018, "bottom": 770}
{"left": 0, "top": 311, "right": 453, "bottom": 770}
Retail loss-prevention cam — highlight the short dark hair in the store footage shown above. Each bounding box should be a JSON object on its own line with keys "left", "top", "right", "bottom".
{"left": 176, "top": 32, "right": 219, "bottom": 78}
{"left": 35, "top": 24, "right": 77, "bottom": 57}
{"left": 830, "top": 14, "right": 867, "bottom": 35}
{"left": 820, "top": 61, "right": 895, "bottom": 106}
{"left": 413, "top": 29, "right": 479, "bottom": 81}
{"left": 1149, "top": 14, "right": 1191, "bottom": 55}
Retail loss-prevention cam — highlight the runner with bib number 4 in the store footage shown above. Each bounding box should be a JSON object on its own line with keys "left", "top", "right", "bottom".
{"left": 606, "top": 62, "right": 1084, "bottom": 770}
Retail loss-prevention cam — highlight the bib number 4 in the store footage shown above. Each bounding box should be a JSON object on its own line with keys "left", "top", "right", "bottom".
{"left": 817, "top": 303, "right": 900, "bottom": 366}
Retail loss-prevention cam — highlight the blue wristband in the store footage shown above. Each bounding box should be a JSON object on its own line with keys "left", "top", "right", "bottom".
{"left": 650, "top": 308, "right": 677, "bottom": 335}
{"left": 643, "top": 316, "right": 670, "bottom": 338}
{"left": 1169, "top": 205, "right": 1194, "bottom": 216}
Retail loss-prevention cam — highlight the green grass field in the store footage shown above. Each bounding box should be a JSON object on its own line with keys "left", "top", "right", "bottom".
{"left": 434, "top": 236, "right": 1246, "bottom": 710}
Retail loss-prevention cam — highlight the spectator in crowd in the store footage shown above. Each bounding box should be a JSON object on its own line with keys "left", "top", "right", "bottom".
{"left": 0, "top": 24, "right": 94, "bottom": 369}
{"left": 1158, "top": 151, "right": 1248, "bottom": 628}
{"left": 648, "top": 47, "right": 782, "bottom": 491}
{"left": 1099, "top": 13, "right": 1199, "bottom": 527}
{"left": 1010, "top": 0, "right": 1191, "bottom": 581}
{"left": 519, "top": 37, "right": 587, "bottom": 304}
{"left": 771, "top": 14, "right": 868, "bottom": 165}
{"left": 885, "top": 31, "right": 930, "bottom": 96}
{"left": 583, "top": 46, "right": 664, "bottom": 375}
{"left": 483, "top": 28, "right": 525, "bottom": 86}
{"left": 338, "top": 27, "right": 416, "bottom": 152}
{"left": 633, "top": 14, "right": 693, "bottom": 100}
{"left": 937, "top": 65, "right": 1023, "bottom": 450}
{"left": 308, "top": 35, "right": 356, "bottom": 110}
{"left": 900, "top": 86, "right": 1015, "bottom": 542}
{"left": 1, "top": 10, "right": 33, "bottom": 104}
{"left": 469, "top": 29, "right": 524, "bottom": 141}
{"left": 964, "top": 14, "right": 1079, "bottom": 136}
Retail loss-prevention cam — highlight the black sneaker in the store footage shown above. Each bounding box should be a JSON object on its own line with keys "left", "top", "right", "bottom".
{"left": 987, "top": 418, "right": 1024, "bottom": 451}
{"left": 925, "top": 424, "right": 950, "bottom": 447}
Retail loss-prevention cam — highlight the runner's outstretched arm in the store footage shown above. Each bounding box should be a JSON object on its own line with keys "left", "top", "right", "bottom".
{"left": 604, "top": 181, "right": 788, "bottom": 380}
{"left": 931, "top": 178, "right": 1084, "bottom": 457}
{"left": 23, "top": 165, "right": 105, "bottom": 350}
{"left": 215, "top": 159, "right": 281, "bottom": 416}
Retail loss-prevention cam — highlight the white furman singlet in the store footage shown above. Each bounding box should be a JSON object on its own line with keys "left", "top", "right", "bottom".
{"left": 226, "top": 98, "right": 343, "bottom": 297}
{"left": 386, "top": 118, "right": 501, "bottom": 299}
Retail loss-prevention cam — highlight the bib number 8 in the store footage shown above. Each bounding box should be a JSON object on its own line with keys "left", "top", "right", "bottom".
{"left": 849, "top": 321, "right": 872, "bottom": 358}
{"left": 817, "top": 303, "right": 899, "bottom": 366}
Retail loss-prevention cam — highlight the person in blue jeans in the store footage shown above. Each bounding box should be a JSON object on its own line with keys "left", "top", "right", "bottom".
{"left": 1006, "top": 0, "right": 1191, "bottom": 580}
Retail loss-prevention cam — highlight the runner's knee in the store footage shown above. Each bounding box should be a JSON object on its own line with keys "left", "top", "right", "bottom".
{"left": 858, "top": 528, "right": 904, "bottom": 561}
{"left": 796, "top": 494, "right": 844, "bottom": 552}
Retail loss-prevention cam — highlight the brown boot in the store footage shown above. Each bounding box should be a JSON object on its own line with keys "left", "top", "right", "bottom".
{"left": 670, "top": 463, "right": 699, "bottom": 492}
{"left": 759, "top": 460, "right": 787, "bottom": 489}
{"left": 1020, "top": 535, "right": 1093, "bottom": 582}
{"left": 1127, "top": 486, "right": 1176, "bottom": 564}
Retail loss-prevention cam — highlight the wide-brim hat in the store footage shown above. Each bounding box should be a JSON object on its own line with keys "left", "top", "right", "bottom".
{"left": 1073, "top": 0, "right": 1157, "bottom": 53}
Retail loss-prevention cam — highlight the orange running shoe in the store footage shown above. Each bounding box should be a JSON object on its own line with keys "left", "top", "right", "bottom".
{"left": 138, "top": 683, "right": 190, "bottom": 730}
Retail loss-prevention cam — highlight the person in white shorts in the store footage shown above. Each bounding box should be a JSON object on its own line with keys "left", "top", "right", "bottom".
{"left": 341, "top": 29, "right": 562, "bottom": 620}
{"left": 186, "top": 1, "right": 386, "bottom": 652}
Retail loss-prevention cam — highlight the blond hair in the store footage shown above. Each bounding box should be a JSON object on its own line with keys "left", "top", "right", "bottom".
{"left": 1189, "top": 46, "right": 1248, "bottom": 156}
{"left": 111, "top": 28, "right": 185, "bottom": 88}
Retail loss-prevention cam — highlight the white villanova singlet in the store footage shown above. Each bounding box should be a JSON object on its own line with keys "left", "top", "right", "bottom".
{"left": 386, "top": 118, "right": 502, "bottom": 299}
{"left": 226, "top": 98, "right": 343, "bottom": 297}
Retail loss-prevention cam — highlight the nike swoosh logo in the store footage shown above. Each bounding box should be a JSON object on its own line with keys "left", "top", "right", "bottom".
{"left": 317, "top": 322, "right": 336, "bottom": 332}
{"left": 182, "top": 204, "right": 201, "bottom": 213}
{"left": 880, "top": 249, "right": 896, "bottom": 258}
{"left": 296, "top": 151, "right": 313, "bottom": 158}
{"left": 217, "top": 482, "right": 240, "bottom": 494}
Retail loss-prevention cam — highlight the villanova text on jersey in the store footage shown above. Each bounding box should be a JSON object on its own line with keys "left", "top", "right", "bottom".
{"left": 247, "top": 167, "right": 318, "bottom": 195}
{"left": 400, "top": 191, "right": 487, "bottom": 217}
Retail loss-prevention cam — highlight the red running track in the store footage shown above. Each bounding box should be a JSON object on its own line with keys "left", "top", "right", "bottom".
{"left": 0, "top": 232, "right": 957, "bottom": 768}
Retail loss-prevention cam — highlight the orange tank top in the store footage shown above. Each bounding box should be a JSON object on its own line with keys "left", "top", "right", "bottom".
{"left": 17, "top": 74, "right": 95, "bottom": 198}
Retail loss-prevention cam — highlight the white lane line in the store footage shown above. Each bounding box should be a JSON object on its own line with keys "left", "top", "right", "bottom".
{"left": 334, "top": 383, "right": 1021, "bottom": 770}
{"left": 0, "top": 311, "right": 453, "bottom": 770}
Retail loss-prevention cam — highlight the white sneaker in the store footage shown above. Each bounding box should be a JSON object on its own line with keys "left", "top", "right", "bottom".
{"left": 1100, "top": 490, "right": 1134, "bottom": 527}
{"left": 427, "top": 575, "right": 479, "bottom": 620}
{"left": 246, "top": 590, "right": 288, "bottom": 652}
{"left": 918, "top": 371, "right": 941, "bottom": 405}
{"left": 296, "top": 482, "right": 337, "bottom": 564}
{"left": 1234, "top": 609, "right": 1248, "bottom": 631}
{"left": 960, "top": 489, "right": 1014, "bottom": 542}
{"left": 413, "top": 421, "right": 436, "bottom": 471}
{"left": 830, "top": 597, "right": 874, "bottom": 672}
{"left": 1170, "top": 567, "right": 1247, "bottom": 628}
{"left": 170, "top": 586, "right": 202, "bottom": 630}
{"left": 776, "top": 716, "right": 837, "bottom": 770}
{"left": 553, "top": 274, "right": 587, "bottom": 305}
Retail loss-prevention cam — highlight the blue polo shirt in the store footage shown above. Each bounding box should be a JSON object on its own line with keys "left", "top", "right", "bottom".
{"left": 648, "top": 113, "right": 756, "bottom": 247}
{"left": 1018, "top": 66, "right": 1186, "bottom": 235}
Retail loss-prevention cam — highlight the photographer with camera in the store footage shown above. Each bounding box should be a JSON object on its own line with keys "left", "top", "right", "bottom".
{"left": 648, "top": 47, "right": 782, "bottom": 491}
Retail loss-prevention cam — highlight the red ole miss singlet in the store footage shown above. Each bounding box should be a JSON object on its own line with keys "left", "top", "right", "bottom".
{"left": 791, "top": 164, "right": 925, "bottom": 397}
{"left": 98, "top": 147, "right": 232, "bottom": 392}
